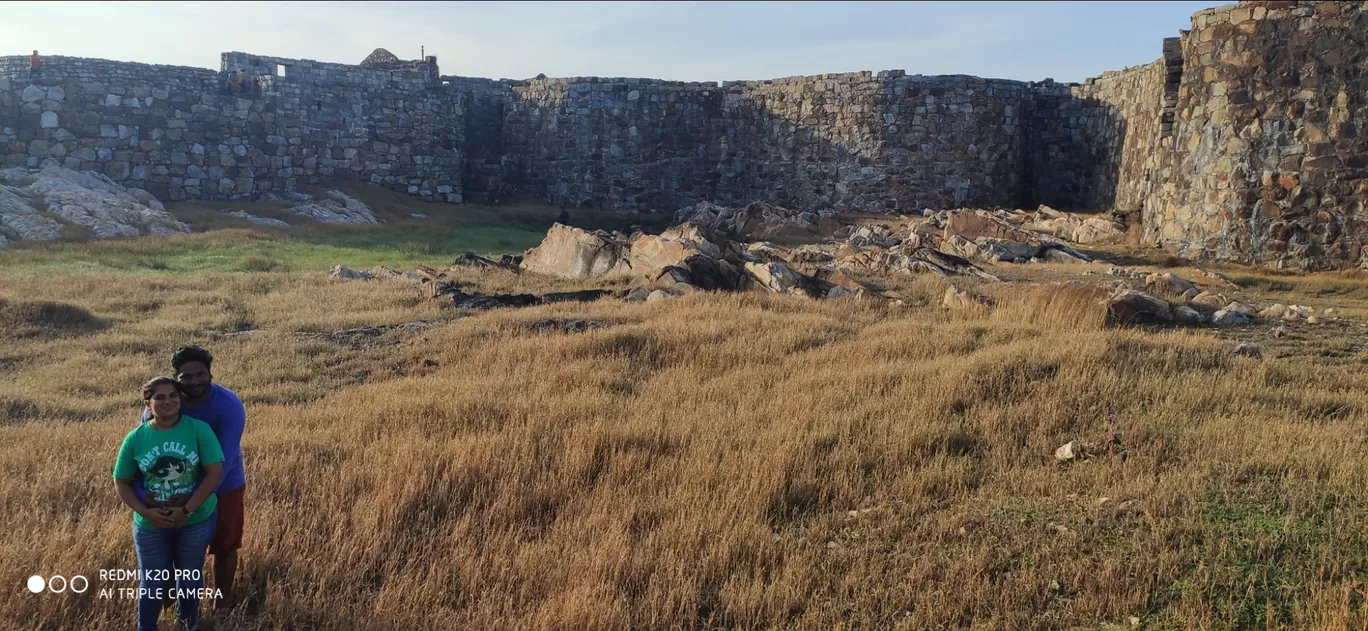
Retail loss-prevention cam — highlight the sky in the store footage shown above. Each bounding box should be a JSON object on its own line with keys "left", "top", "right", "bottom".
{"left": 7, "top": 1, "right": 1217, "bottom": 84}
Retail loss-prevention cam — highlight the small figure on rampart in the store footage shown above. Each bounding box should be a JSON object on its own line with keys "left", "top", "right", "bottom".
{"left": 29, "top": 50, "right": 41, "bottom": 79}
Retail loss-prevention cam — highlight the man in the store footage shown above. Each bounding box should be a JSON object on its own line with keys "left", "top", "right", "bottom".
{"left": 29, "top": 50, "right": 41, "bottom": 79}
{"left": 138, "top": 345, "right": 247, "bottom": 610}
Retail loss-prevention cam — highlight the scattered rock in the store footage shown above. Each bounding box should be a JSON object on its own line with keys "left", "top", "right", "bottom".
{"left": 942, "top": 286, "right": 990, "bottom": 312}
{"left": 1273, "top": 326, "right": 1287, "bottom": 338}
{"left": 1055, "top": 440, "right": 1082, "bottom": 461}
{"left": 1145, "top": 272, "right": 1197, "bottom": 298}
{"left": 1233, "top": 343, "right": 1263, "bottom": 359}
{"left": 226, "top": 210, "right": 290, "bottom": 228}
{"left": 1106, "top": 266, "right": 1147, "bottom": 279}
{"left": 529, "top": 318, "right": 607, "bottom": 334}
{"left": 1212, "top": 309, "right": 1252, "bottom": 326}
{"left": 1306, "top": 315, "right": 1320, "bottom": 325}
{"left": 1258, "top": 303, "right": 1288, "bottom": 319}
{"left": 1190, "top": 291, "right": 1228, "bottom": 309}
{"left": 1173, "top": 305, "right": 1205, "bottom": 323}
{"left": 328, "top": 265, "right": 373, "bottom": 280}
{"left": 1198, "top": 269, "right": 1240, "bottom": 289}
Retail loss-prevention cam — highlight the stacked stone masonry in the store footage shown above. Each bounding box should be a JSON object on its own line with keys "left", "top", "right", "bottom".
{"left": 2, "top": 1, "right": 1366, "bottom": 270}
{"left": 0, "top": 52, "right": 462, "bottom": 203}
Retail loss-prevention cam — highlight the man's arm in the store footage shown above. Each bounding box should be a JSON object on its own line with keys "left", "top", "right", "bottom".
{"left": 215, "top": 395, "right": 247, "bottom": 483}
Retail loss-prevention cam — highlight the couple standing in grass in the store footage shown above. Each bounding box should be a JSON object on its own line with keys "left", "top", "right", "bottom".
{"left": 112, "top": 346, "right": 247, "bottom": 631}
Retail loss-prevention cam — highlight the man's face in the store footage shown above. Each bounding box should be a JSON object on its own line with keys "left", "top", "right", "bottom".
{"left": 175, "top": 361, "right": 212, "bottom": 399}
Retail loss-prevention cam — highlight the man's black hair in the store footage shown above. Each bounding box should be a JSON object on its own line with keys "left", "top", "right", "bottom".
{"left": 171, "top": 345, "right": 213, "bottom": 373}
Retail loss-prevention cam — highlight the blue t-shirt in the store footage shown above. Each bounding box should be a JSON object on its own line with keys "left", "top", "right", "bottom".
{"left": 137, "top": 383, "right": 246, "bottom": 495}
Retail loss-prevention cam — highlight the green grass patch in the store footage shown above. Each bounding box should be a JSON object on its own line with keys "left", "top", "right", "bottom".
{"left": 0, "top": 183, "right": 671, "bottom": 276}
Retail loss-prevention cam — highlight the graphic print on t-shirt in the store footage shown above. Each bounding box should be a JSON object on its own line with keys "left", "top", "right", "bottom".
{"left": 138, "top": 442, "right": 201, "bottom": 502}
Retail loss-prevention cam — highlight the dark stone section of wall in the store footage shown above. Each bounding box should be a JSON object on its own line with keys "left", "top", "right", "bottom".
{"left": 470, "top": 72, "right": 1029, "bottom": 214}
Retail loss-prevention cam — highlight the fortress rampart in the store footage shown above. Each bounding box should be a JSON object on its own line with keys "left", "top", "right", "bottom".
{"left": 2, "top": 1, "right": 1364, "bottom": 270}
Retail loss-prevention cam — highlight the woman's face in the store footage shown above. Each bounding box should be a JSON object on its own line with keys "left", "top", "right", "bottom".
{"left": 147, "top": 384, "right": 181, "bottom": 419}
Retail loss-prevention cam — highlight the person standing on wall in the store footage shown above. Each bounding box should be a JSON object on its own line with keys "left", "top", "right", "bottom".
{"left": 29, "top": 50, "right": 41, "bottom": 79}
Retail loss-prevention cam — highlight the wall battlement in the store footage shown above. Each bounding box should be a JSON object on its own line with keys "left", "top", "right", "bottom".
{"left": 2, "top": 0, "right": 1365, "bottom": 270}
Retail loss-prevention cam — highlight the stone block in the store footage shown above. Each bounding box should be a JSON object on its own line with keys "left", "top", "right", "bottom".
{"left": 105, "top": 161, "right": 131, "bottom": 180}
{"left": 39, "top": 111, "right": 58, "bottom": 128}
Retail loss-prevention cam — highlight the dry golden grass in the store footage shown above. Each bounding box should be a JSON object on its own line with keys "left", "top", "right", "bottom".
{"left": 2, "top": 249, "right": 1368, "bottom": 630}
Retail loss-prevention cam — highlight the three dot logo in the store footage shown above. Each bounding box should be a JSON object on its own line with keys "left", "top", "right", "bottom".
{"left": 26, "top": 575, "right": 88, "bottom": 594}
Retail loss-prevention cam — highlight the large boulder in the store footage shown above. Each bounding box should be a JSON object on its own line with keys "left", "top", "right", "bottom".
{"left": 1107, "top": 290, "right": 1173, "bottom": 324}
{"left": 745, "top": 261, "right": 807, "bottom": 295}
{"left": 520, "top": 224, "right": 633, "bottom": 279}
{"left": 628, "top": 231, "right": 720, "bottom": 277}
{"left": 1073, "top": 215, "right": 1127, "bottom": 245}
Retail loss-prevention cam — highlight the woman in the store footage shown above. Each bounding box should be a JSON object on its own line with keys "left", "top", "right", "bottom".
{"left": 114, "top": 377, "right": 224, "bottom": 631}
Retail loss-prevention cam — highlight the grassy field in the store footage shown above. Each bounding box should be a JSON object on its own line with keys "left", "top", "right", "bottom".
{"left": 2, "top": 196, "right": 1368, "bottom": 630}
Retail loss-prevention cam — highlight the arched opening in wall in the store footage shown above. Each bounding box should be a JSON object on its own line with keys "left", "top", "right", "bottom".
{"left": 276, "top": 64, "right": 287, "bottom": 77}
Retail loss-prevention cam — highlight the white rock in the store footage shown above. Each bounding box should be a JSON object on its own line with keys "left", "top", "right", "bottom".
{"left": 21, "top": 85, "right": 44, "bottom": 103}
{"left": 1054, "top": 440, "right": 1081, "bottom": 461}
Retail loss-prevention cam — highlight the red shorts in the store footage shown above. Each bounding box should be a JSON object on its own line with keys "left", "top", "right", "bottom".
{"left": 210, "top": 485, "right": 245, "bottom": 555}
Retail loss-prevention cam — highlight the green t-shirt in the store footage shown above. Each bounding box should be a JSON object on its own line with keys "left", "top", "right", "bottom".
{"left": 113, "top": 415, "right": 224, "bottom": 529}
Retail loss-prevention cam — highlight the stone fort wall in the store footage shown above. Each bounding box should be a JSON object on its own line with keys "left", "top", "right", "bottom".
{"left": 2, "top": 0, "right": 1365, "bottom": 270}
{"left": 455, "top": 72, "right": 1029, "bottom": 214}
{"left": 0, "top": 52, "right": 462, "bottom": 202}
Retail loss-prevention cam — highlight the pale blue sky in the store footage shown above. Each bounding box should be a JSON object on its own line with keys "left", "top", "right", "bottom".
{"left": 7, "top": 1, "right": 1217, "bottom": 83}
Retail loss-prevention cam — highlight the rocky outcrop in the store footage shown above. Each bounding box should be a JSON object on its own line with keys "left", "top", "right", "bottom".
{"left": 0, "top": 166, "right": 188, "bottom": 245}
{"left": 674, "top": 201, "right": 841, "bottom": 240}
{"left": 286, "top": 190, "right": 378, "bottom": 224}
{"left": 928, "top": 209, "right": 1093, "bottom": 264}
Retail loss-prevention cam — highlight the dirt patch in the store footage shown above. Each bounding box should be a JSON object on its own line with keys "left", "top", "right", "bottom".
{"left": 304, "top": 321, "right": 434, "bottom": 350}
{"left": 0, "top": 299, "right": 108, "bottom": 339}
{"left": 526, "top": 318, "right": 612, "bottom": 334}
